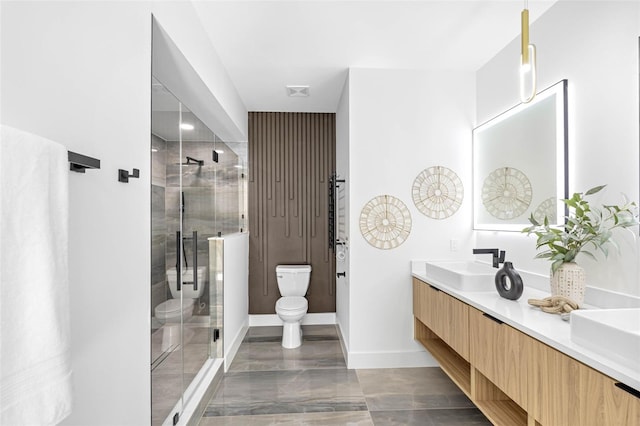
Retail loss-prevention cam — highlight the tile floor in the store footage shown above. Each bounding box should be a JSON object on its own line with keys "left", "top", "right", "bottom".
{"left": 152, "top": 320, "right": 214, "bottom": 425}
{"left": 198, "top": 325, "right": 490, "bottom": 425}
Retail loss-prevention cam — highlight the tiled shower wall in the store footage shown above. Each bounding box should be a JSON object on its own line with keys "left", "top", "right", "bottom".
{"left": 151, "top": 137, "right": 244, "bottom": 319}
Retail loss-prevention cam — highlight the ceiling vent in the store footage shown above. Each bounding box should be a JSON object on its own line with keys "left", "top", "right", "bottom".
{"left": 286, "top": 85, "right": 310, "bottom": 97}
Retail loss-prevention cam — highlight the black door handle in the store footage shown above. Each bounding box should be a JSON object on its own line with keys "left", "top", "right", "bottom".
{"left": 482, "top": 312, "right": 504, "bottom": 325}
{"left": 192, "top": 230, "right": 198, "bottom": 291}
{"left": 176, "top": 231, "right": 181, "bottom": 291}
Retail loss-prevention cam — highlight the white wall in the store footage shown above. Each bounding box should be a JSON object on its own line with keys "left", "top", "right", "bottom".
{"left": 344, "top": 68, "right": 476, "bottom": 368}
{"left": 335, "top": 75, "right": 351, "bottom": 355}
{"left": 222, "top": 233, "right": 249, "bottom": 371}
{"left": 1, "top": 3, "right": 152, "bottom": 424}
{"left": 476, "top": 1, "right": 640, "bottom": 296}
{"left": 0, "top": 1, "right": 247, "bottom": 424}
{"left": 152, "top": 3, "right": 248, "bottom": 142}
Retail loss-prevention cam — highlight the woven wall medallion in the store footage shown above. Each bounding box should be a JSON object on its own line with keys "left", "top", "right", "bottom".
{"left": 533, "top": 196, "right": 557, "bottom": 224}
{"left": 412, "top": 166, "right": 463, "bottom": 219}
{"left": 359, "top": 195, "right": 412, "bottom": 249}
{"left": 481, "top": 167, "right": 532, "bottom": 220}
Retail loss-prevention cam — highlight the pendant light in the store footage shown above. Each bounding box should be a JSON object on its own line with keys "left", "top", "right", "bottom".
{"left": 520, "top": 0, "right": 537, "bottom": 103}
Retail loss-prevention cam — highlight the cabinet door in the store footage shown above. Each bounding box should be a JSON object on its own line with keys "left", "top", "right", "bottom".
{"left": 413, "top": 278, "right": 431, "bottom": 327}
{"left": 412, "top": 278, "right": 423, "bottom": 322}
{"left": 437, "top": 290, "right": 469, "bottom": 361}
{"left": 469, "top": 307, "right": 528, "bottom": 410}
{"left": 532, "top": 339, "right": 640, "bottom": 426}
{"left": 531, "top": 339, "right": 580, "bottom": 425}
{"left": 412, "top": 278, "right": 438, "bottom": 333}
{"left": 412, "top": 279, "right": 469, "bottom": 360}
{"left": 580, "top": 364, "right": 640, "bottom": 425}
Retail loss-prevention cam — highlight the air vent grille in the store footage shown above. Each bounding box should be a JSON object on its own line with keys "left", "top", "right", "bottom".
{"left": 286, "top": 85, "right": 310, "bottom": 97}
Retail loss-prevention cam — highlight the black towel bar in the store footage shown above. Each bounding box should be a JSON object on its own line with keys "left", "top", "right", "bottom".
{"left": 68, "top": 151, "right": 100, "bottom": 173}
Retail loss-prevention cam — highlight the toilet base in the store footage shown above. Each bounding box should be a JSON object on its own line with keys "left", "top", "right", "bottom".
{"left": 282, "top": 321, "right": 302, "bottom": 349}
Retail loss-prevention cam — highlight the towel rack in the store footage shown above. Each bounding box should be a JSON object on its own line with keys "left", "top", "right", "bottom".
{"left": 68, "top": 151, "right": 100, "bottom": 173}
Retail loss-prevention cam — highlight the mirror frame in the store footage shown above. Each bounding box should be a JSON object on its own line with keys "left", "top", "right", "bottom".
{"left": 473, "top": 79, "right": 568, "bottom": 231}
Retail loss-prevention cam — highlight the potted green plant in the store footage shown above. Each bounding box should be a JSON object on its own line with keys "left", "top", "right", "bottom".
{"left": 522, "top": 185, "right": 638, "bottom": 304}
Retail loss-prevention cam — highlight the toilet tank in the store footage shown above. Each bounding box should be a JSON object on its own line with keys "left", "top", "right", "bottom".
{"left": 276, "top": 264, "right": 312, "bottom": 296}
{"left": 167, "top": 266, "right": 207, "bottom": 299}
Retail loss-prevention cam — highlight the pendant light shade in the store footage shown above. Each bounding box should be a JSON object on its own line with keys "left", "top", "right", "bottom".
{"left": 520, "top": 3, "right": 537, "bottom": 103}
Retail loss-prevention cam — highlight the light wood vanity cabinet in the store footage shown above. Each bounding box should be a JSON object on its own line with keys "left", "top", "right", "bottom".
{"left": 413, "top": 277, "right": 436, "bottom": 332}
{"left": 531, "top": 338, "right": 640, "bottom": 426}
{"left": 412, "top": 278, "right": 471, "bottom": 393}
{"left": 469, "top": 307, "right": 529, "bottom": 411}
{"left": 413, "top": 277, "right": 640, "bottom": 426}
{"left": 438, "top": 288, "right": 470, "bottom": 361}
{"left": 414, "top": 280, "right": 469, "bottom": 358}
{"left": 413, "top": 277, "right": 470, "bottom": 359}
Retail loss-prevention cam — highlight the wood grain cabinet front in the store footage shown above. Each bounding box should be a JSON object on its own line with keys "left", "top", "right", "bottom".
{"left": 412, "top": 278, "right": 469, "bottom": 361}
{"left": 531, "top": 338, "right": 640, "bottom": 426}
{"left": 412, "top": 278, "right": 433, "bottom": 329}
{"left": 437, "top": 288, "right": 470, "bottom": 361}
{"left": 469, "top": 307, "right": 529, "bottom": 411}
{"left": 412, "top": 277, "right": 640, "bottom": 426}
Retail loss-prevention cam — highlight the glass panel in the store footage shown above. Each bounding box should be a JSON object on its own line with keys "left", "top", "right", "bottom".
{"left": 151, "top": 76, "right": 247, "bottom": 425}
{"left": 177, "top": 108, "right": 216, "bottom": 405}
{"left": 150, "top": 77, "right": 186, "bottom": 425}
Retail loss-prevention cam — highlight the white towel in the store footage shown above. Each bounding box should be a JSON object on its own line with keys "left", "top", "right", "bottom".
{"left": 0, "top": 125, "right": 73, "bottom": 425}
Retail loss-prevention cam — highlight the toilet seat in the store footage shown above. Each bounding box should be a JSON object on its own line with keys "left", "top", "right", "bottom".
{"left": 276, "top": 296, "right": 307, "bottom": 313}
{"left": 155, "top": 298, "right": 194, "bottom": 319}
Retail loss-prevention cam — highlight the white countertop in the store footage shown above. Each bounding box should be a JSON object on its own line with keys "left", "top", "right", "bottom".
{"left": 411, "top": 261, "right": 640, "bottom": 392}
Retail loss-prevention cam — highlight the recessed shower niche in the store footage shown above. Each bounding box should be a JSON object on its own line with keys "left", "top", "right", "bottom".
{"left": 150, "top": 76, "right": 246, "bottom": 425}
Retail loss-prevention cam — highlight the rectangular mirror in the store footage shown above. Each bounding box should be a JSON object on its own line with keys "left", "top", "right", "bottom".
{"left": 473, "top": 79, "right": 568, "bottom": 231}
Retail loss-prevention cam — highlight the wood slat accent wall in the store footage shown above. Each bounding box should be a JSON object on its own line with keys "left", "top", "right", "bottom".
{"left": 248, "top": 112, "right": 336, "bottom": 314}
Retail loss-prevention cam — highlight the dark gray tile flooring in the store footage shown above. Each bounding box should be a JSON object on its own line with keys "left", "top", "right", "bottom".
{"left": 199, "top": 325, "right": 490, "bottom": 425}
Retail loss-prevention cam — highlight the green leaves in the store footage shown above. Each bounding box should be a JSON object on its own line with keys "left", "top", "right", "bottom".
{"left": 522, "top": 184, "right": 639, "bottom": 269}
{"left": 585, "top": 185, "right": 606, "bottom": 196}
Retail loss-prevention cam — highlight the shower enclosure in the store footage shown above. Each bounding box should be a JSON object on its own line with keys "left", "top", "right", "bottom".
{"left": 150, "top": 77, "right": 245, "bottom": 425}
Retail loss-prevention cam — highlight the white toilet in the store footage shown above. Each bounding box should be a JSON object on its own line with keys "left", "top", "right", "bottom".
{"left": 275, "top": 264, "right": 312, "bottom": 349}
{"left": 154, "top": 266, "right": 206, "bottom": 324}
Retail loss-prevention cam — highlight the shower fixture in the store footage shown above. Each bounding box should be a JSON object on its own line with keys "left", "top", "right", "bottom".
{"left": 182, "top": 156, "right": 204, "bottom": 166}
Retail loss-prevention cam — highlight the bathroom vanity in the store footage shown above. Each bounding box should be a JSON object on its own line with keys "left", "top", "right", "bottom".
{"left": 412, "top": 263, "right": 640, "bottom": 426}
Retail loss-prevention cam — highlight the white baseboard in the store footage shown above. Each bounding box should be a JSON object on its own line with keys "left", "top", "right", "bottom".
{"left": 249, "top": 312, "right": 336, "bottom": 327}
{"left": 346, "top": 349, "right": 438, "bottom": 369}
{"left": 224, "top": 320, "right": 248, "bottom": 372}
{"left": 336, "top": 321, "right": 349, "bottom": 366}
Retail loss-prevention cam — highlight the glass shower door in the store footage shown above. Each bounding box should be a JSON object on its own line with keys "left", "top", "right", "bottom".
{"left": 151, "top": 78, "right": 215, "bottom": 425}
{"left": 151, "top": 75, "right": 245, "bottom": 425}
{"left": 176, "top": 106, "right": 217, "bottom": 410}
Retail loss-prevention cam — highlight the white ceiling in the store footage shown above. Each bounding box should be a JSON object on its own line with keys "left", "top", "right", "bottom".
{"left": 193, "top": 0, "right": 558, "bottom": 113}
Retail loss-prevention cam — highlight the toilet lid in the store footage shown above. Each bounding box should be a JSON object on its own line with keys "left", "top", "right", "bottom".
{"left": 155, "top": 298, "right": 194, "bottom": 315}
{"left": 276, "top": 296, "right": 307, "bottom": 311}
{"left": 276, "top": 265, "right": 312, "bottom": 274}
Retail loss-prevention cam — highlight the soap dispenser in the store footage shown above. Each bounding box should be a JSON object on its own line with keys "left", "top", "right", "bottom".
{"left": 494, "top": 262, "right": 524, "bottom": 300}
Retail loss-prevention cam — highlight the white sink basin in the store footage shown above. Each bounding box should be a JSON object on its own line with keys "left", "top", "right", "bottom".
{"left": 424, "top": 261, "right": 497, "bottom": 292}
{"left": 571, "top": 308, "right": 640, "bottom": 373}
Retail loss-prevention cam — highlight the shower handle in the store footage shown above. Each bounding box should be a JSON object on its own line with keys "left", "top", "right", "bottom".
{"left": 192, "top": 230, "right": 198, "bottom": 291}
{"left": 176, "top": 231, "right": 181, "bottom": 291}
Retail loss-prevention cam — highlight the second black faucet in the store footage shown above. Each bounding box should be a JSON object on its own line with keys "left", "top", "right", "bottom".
{"left": 472, "top": 248, "right": 506, "bottom": 268}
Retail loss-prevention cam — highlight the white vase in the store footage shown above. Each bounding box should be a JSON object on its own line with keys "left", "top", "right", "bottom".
{"left": 550, "top": 262, "right": 586, "bottom": 305}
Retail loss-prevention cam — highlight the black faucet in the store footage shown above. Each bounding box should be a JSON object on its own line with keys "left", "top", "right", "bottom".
{"left": 473, "top": 248, "right": 506, "bottom": 268}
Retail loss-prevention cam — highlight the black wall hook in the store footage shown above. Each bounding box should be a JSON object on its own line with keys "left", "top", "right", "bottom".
{"left": 118, "top": 168, "right": 140, "bottom": 183}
